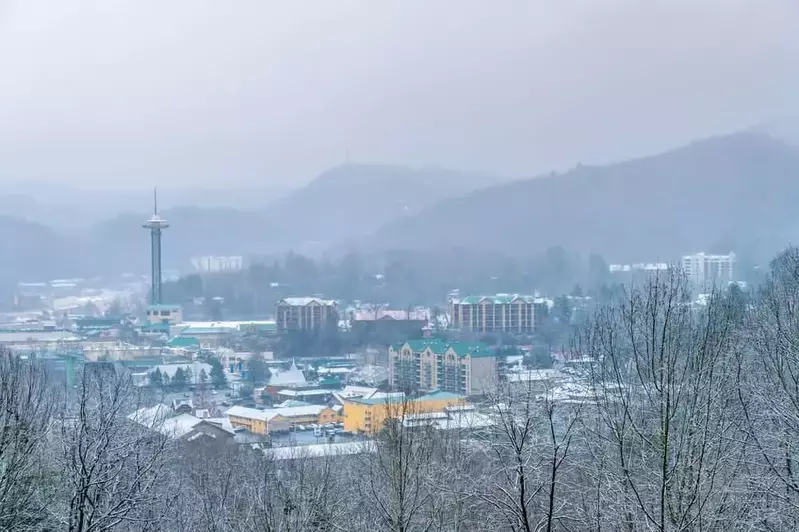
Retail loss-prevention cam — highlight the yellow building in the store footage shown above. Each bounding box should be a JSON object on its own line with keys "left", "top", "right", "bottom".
{"left": 226, "top": 404, "right": 343, "bottom": 435}
{"left": 227, "top": 406, "right": 269, "bottom": 434}
{"left": 389, "top": 340, "right": 504, "bottom": 396}
{"left": 342, "top": 390, "right": 466, "bottom": 434}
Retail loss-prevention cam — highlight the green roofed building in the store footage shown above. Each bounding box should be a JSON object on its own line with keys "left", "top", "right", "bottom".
{"left": 389, "top": 339, "right": 505, "bottom": 396}
{"left": 449, "top": 294, "right": 536, "bottom": 334}
{"left": 167, "top": 336, "right": 200, "bottom": 349}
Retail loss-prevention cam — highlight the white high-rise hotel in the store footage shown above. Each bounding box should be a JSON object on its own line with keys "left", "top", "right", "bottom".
{"left": 681, "top": 252, "right": 735, "bottom": 290}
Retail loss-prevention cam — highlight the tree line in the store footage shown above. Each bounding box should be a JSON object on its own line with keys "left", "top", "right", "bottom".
{"left": 4, "top": 248, "right": 799, "bottom": 530}
{"left": 161, "top": 247, "right": 618, "bottom": 318}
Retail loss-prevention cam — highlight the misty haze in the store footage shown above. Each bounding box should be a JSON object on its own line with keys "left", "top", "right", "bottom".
{"left": 2, "top": 2, "right": 799, "bottom": 531}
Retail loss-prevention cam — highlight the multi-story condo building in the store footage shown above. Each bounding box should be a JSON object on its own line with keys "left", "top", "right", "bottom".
{"left": 389, "top": 339, "right": 505, "bottom": 396}
{"left": 191, "top": 255, "right": 245, "bottom": 273}
{"left": 681, "top": 252, "right": 735, "bottom": 291}
{"left": 275, "top": 297, "right": 338, "bottom": 333}
{"left": 450, "top": 294, "right": 535, "bottom": 334}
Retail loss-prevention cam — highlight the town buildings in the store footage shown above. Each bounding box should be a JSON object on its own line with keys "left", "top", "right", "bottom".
{"left": 681, "top": 252, "right": 736, "bottom": 291}
{"left": 226, "top": 404, "right": 342, "bottom": 435}
{"left": 191, "top": 255, "right": 245, "bottom": 273}
{"left": 341, "top": 389, "right": 465, "bottom": 434}
{"left": 145, "top": 304, "right": 183, "bottom": 326}
{"left": 275, "top": 297, "right": 338, "bottom": 333}
{"left": 349, "top": 308, "right": 428, "bottom": 344}
{"left": 388, "top": 339, "right": 504, "bottom": 396}
{"left": 449, "top": 294, "right": 536, "bottom": 334}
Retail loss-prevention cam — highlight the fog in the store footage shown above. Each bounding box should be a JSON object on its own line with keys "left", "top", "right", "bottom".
{"left": 0, "top": 0, "right": 797, "bottom": 188}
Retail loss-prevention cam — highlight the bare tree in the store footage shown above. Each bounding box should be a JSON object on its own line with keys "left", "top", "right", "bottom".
{"left": 0, "top": 352, "right": 56, "bottom": 531}
{"left": 58, "top": 363, "right": 171, "bottom": 532}
{"left": 578, "top": 270, "right": 745, "bottom": 531}
{"left": 739, "top": 247, "right": 799, "bottom": 528}
{"left": 474, "top": 377, "right": 580, "bottom": 532}
{"left": 238, "top": 446, "right": 354, "bottom": 532}
{"left": 358, "top": 398, "right": 444, "bottom": 532}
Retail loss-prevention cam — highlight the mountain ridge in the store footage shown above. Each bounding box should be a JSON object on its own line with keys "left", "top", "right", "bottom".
{"left": 369, "top": 132, "right": 799, "bottom": 261}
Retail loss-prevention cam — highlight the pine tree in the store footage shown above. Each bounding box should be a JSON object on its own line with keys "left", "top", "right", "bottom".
{"left": 209, "top": 359, "right": 227, "bottom": 389}
{"left": 172, "top": 367, "right": 188, "bottom": 390}
{"left": 149, "top": 368, "right": 163, "bottom": 389}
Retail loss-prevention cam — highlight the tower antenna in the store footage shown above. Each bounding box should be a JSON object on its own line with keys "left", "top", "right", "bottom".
{"left": 153, "top": 187, "right": 158, "bottom": 215}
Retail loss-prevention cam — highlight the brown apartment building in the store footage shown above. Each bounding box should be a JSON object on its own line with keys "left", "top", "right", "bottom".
{"left": 450, "top": 294, "right": 535, "bottom": 334}
{"left": 275, "top": 297, "right": 338, "bottom": 333}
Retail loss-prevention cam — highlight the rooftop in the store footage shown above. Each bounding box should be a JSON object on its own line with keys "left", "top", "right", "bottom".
{"left": 147, "top": 304, "right": 182, "bottom": 311}
{"left": 392, "top": 339, "right": 499, "bottom": 358}
{"left": 455, "top": 294, "right": 535, "bottom": 305}
{"left": 278, "top": 297, "right": 337, "bottom": 307}
{"left": 352, "top": 309, "right": 429, "bottom": 321}
{"left": 268, "top": 361, "right": 307, "bottom": 387}
{"left": 265, "top": 440, "right": 376, "bottom": 460}
{"left": 277, "top": 388, "right": 331, "bottom": 397}
{"left": 349, "top": 390, "right": 464, "bottom": 406}
{"left": 226, "top": 404, "right": 330, "bottom": 421}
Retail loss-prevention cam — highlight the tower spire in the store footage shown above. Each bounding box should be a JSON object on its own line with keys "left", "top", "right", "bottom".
{"left": 143, "top": 191, "right": 169, "bottom": 305}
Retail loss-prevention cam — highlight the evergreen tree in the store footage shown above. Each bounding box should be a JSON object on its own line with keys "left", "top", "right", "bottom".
{"left": 248, "top": 353, "right": 270, "bottom": 385}
{"left": 149, "top": 368, "right": 163, "bottom": 389}
{"left": 209, "top": 358, "right": 227, "bottom": 389}
{"left": 171, "top": 367, "right": 188, "bottom": 391}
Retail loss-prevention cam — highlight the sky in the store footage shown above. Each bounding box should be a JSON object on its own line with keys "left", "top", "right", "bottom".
{"left": 0, "top": 0, "right": 798, "bottom": 189}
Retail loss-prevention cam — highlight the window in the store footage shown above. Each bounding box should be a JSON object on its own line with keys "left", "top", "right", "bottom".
{"left": 160, "top": 310, "right": 170, "bottom": 316}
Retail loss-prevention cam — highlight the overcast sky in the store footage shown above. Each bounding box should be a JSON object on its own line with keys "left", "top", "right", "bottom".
{"left": 0, "top": 0, "right": 798, "bottom": 189}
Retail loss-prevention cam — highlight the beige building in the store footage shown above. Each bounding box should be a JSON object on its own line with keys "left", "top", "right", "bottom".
{"left": 275, "top": 297, "right": 338, "bottom": 333}
{"left": 450, "top": 294, "right": 535, "bottom": 334}
{"left": 145, "top": 304, "right": 183, "bottom": 326}
{"left": 388, "top": 340, "right": 504, "bottom": 396}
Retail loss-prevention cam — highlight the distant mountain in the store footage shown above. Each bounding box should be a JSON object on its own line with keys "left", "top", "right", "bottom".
{"left": 258, "top": 163, "right": 502, "bottom": 252}
{"left": 87, "top": 207, "right": 265, "bottom": 274}
{"left": 370, "top": 133, "right": 799, "bottom": 262}
{"left": 752, "top": 116, "right": 799, "bottom": 147}
{"left": 0, "top": 215, "right": 85, "bottom": 286}
{"left": 0, "top": 183, "right": 293, "bottom": 231}
{"left": 79, "top": 163, "right": 499, "bottom": 272}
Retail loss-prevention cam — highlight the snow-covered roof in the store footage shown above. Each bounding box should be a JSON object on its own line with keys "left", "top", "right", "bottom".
{"left": 352, "top": 310, "right": 428, "bottom": 321}
{"left": 127, "top": 405, "right": 204, "bottom": 439}
{"left": 268, "top": 361, "right": 307, "bottom": 387}
{"left": 204, "top": 417, "right": 236, "bottom": 432}
{"left": 506, "top": 369, "right": 562, "bottom": 383}
{"left": 226, "top": 405, "right": 271, "bottom": 421}
{"left": 128, "top": 404, "right": 172, "bottom": 427}
{"left": 161, "top": 414, "right": 203, "bottom": 438}
{"left": 278, "top": 297, "right": 336, "bottom": 307}
{"left": 337, "top": 385, "right": 379, "bottom": 399}
{"left": 227, "top": 404, "right": 329, "bottom": 422}
{"left": 277, "top": 388, "right": 330, "bottom": 397}
{"left": 263, "top": 404, "right": 328, "bottom": 419}
{"left": 317, "top": 367, "right": 354, "bottom": 375}
{"left": 265, "top": 441, "right": 376, "bottom": 460}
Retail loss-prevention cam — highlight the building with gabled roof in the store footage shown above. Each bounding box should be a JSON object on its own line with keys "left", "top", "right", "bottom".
{"left": 267, "top": 360, "right": 307, "bottom": 389}
{"left": 389, "top": 340, "right": 504, "bottom": 396}
{"left": 450, "top": 293, "right": 535, "bottom": 334}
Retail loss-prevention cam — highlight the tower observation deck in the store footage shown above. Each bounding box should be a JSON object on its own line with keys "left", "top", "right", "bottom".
{"left": 143, "top": 190, "right": 169, "bottom": 305}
